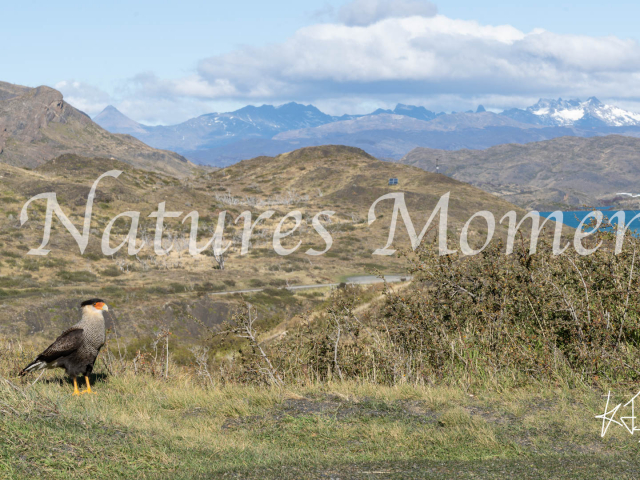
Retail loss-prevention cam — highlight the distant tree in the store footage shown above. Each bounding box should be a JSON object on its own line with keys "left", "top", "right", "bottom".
{"left": 212, "top": 246, "right": 226, "bottom": 270}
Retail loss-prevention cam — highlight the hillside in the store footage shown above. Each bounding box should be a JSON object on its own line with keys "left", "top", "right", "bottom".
{"left": 2, "top": 146, "right": 628, "bottom": 480}
{"left": 400, "top": 135, "right": 640, "bottom": 210}
{"left": 0, "top": 81, "right": 195, "bottom": 176}
{"left": 0, "top": 145, "right": 523, "bottom": 351}
{"left": 223, "top": 145, "right": 521, "bottom": 219}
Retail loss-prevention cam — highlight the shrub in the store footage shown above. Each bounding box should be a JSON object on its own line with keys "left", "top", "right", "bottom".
{"left": 264, "top": 221, "right": 640, "bottom": 388}
{"left": 22, "top": 259, "right": 39, "bottom": 271}
{"left": 56, "top": 270, "right": 98, "bottom": 283}
{"left": 100, "top": 266, "right": 123, "bottom": 277}
{"left": 0, "top": 274, "right": 37, "bottom": 288}
{"left": 374, "top": 234, "right": 640, "bottom": 386}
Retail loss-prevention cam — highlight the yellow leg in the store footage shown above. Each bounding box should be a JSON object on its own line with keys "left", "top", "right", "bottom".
{"left": 72, "top": 377, "right": 80, "bottom": 396}
{"left": 80, "top": 375, "right": 96, "bottom": 395}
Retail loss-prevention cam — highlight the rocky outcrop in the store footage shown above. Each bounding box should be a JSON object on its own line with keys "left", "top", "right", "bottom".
{"left": 0, "top": 81, "right": 195, "bottom": 177}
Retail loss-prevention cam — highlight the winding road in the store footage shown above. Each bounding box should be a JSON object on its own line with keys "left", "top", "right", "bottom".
{"left": 207, "top": 275, "right": 412, "bottom": 296}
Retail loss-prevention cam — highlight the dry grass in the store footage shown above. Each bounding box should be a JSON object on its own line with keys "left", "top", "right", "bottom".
{"left": 0, "top": 363, "right": 636, "bottom": 479}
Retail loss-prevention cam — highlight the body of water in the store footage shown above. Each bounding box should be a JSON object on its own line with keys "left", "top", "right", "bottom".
{"left": 539, "top": 210, "right": 640, "bottom": 233}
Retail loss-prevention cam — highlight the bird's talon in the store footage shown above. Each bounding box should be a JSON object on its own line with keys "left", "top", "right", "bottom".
{"left": 73, "top": 377, "right": 81, "bottom": 396}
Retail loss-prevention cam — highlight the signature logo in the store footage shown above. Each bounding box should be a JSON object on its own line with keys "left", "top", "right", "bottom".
{"left": 596, "top": 391, "right": 640, "bottom": 438}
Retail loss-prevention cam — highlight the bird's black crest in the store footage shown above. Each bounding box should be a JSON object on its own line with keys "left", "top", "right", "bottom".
{"left": 81, "top": 298, "right": 105, "bottom": 307}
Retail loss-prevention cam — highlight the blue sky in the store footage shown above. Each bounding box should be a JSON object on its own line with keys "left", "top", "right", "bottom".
{"left": 4, "top": 0, "right": 640, "bottom": 124}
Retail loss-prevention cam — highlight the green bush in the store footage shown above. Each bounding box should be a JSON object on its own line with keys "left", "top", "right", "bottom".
{"left": 83, "top": 252, "right": 103, "bottom": 261}
{"left": 56, "top": 270, "right": 98, "bottom": 283}
{"left": 264, "top": 222, "right": 640, "bottom": 388}
{"left": 372, "top": 235, "right": 640, "bottom": 386}
{"left": 195, "top": 282, "right": 225, "bottom": 292}
{"left": 0, "top": 274, "right": 37, "bottom": 288}
{"left": 100, "top": 266, "right": 123, "bottom": 277}
{"left": 22, "top": 259, "right": 39, "bottom": 271}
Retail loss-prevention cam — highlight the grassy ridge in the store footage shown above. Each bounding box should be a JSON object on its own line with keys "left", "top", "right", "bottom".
{"left": 0, "top": 372, "right": 637, "bottom": 479}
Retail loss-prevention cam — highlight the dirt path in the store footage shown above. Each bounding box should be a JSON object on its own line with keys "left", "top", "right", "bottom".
{"left": 207, "top": 275, "right": 412, "bottom": 296}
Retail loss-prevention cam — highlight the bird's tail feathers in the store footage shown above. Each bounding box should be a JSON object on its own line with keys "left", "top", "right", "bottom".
{"left": 19, "top": 360, "right": 46, "bottom": 376}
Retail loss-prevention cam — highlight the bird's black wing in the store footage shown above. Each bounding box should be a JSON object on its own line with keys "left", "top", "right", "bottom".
{"left": 34, "top": 327, "right": 84, "bottom": 363}
{"left": 20, "top": 327, "right": 85, "bottom": 375}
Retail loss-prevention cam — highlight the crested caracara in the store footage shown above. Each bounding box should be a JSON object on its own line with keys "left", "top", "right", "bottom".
{"left": 20, "top": 298, "right": 108, "bottom": 395}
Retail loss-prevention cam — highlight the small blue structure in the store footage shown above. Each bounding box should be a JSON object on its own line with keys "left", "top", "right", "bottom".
{"left": 388, "top": 178, "right": 398, "bottom": 186}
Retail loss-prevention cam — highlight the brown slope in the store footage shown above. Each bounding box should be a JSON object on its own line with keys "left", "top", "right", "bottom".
{"left": 0, "top": 82, "right": 195, "bottom": 177}
{"left": 219, "top": 145, "right": 525, "bottom": 241}
{"left": 400, "top": 135, "right": 640, "bottom": 210}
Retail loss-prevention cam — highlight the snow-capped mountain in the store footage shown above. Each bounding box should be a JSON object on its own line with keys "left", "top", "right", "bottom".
{"left": 501, "top": 97, "right": 640, "bottom": 127}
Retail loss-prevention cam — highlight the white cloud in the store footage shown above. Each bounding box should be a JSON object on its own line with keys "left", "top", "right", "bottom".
{"left": 187, "top": 15, "right": 640, "bottom": 102}
{"left": 53, "top": 14, "right": 640, "bottom": 124}
{"left": 126, "top": 73, "right": 240, "bottom": 99}
{"left": 337, "top": 0, "right": 437, "bottom": 26}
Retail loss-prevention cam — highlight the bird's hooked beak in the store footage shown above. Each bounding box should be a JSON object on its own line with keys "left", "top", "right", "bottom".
{"left": 95, "top": 302, "right": 108, "bottom": 312}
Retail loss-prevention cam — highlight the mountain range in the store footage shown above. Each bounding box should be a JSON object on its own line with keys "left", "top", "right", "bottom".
{"left": 0, "top": 81, "right": 194, "bottom": 176}
{"left": 94, "top": 97, "right": 640, "bottom": 166}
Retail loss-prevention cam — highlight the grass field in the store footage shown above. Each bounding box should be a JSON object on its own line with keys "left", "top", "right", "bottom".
{"left": 1, "top": 370, "right": 638, "bottom": 479}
